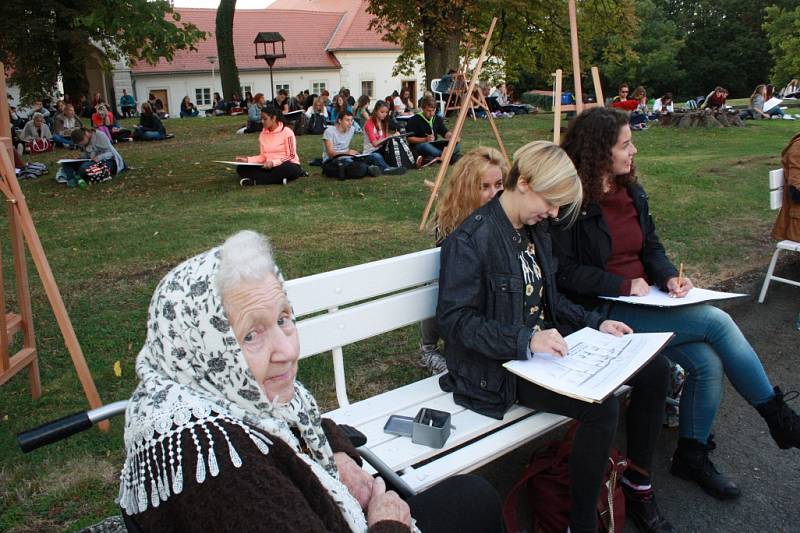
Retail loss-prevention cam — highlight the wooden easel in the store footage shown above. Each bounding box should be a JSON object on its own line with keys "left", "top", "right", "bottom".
{"left": 551, "top": 0, "right": 605, "bottom": 145}
{"left": 0, "top": 63, "right": 107, "bottom": 430}
{"left": 444, "top": 42, "right": 476, "bottom": 120}
{"left": 419, "top": 17, "right": 505, "bottom": 231}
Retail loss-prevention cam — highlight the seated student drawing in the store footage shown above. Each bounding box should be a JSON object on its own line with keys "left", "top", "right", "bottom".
{"left": 235, "top": 105, "right": 303, "bottom": 187}
{"left": 436, "top": 140, "right": 675, "bottom": 533}
{"left": 550, "top": 107, "right": 800, "bottom": 502}
{"left": 20, "top": 112, "right": 52, "bottom": 150}
{"left": 245, "top": 93, "right": 266, "bottom": 134}
{"left": 361, "top": 100, "right": 410, "bottom": 173}
{"left": 305, "top": 98, "right": 329, "bottom": 134}
{"left": 700, "top": 86, "right": 728, "bottom": 110}
{"left": 354, "top": 95, "right": 370, "bottom": 128}
{"left": 652, "top": 93, "right": 674, "bottom": 116}
{"left": 92, "top": 103, "right": 131, "bottom": 142}
{"left": 406, "top": 96, "right": 461, "bottom": 166}
{"left": 321, "top": 111, "right": 405, "bottom": 179}
{"left": 180, "top": 96, "right": 200, "bottom": 118}
{"left": 133, "top": 102, "right": 171, "bottom": 141}
{"left": 61, "top": 126, "right": 125, "bottom": 187}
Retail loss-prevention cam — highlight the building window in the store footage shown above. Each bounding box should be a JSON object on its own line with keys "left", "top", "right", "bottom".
{"left": 275, "top": 83, "right": 290, "bottom": 94}
{"left": 312, "top": 81, "right": 327, "bottom": 95}
{"left": 195, "top": 87, "right": 211, "bottom": 106}
{"left": 241, "top": 85, "right": 253, "bottom": 97}
{"left": 360, "top": 80, "right": 374, "bottom": 98}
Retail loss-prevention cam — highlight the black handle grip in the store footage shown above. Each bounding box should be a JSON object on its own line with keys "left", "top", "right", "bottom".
{"left": 17, "top": 412, "right": 93, "bottom": 453}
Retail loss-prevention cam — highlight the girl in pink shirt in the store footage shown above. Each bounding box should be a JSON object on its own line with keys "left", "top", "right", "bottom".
{"left": 235, "top": 105, "right": 303, "bottom": 186}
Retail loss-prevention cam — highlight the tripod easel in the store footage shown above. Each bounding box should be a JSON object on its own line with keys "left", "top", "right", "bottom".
{"left": 551, "top": 0, "right": 605, "bottom": 144}
{"left": 419, "top": 17, "right": 506, "bottom": 231}
{"left": 0, "top": 63, "right": 108, "bottom": 430}
{"left": 444, "top": 41, "right": 476, "bottom": 121}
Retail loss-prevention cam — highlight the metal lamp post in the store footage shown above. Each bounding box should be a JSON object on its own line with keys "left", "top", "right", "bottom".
{"left": 253, "top": 32, "right": 286, "bottom": 102}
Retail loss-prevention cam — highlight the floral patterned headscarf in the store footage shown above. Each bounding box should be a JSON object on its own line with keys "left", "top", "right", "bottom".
{"left": 119, "top": 247, "right": 367, "bottom": 532}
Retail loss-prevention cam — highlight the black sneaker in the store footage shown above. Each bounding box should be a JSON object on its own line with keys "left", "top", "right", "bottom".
{"left": 239, "top": 178, "right": 255, "bottom": 187}
{"left": 621, "top": 484, "right": 676, "bottom": 533}
{"left": 367, "top": 165, "right": 382, "bottom": 177}
{"left": 670, "top": 437, "right": 740, "bottom": 499}
{"left": 383, "top": 166, "right": 407, "bottom": 176}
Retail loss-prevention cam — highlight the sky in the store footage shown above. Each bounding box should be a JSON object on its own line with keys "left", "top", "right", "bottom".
{"left": 172, "top": 0, "right": 273, "bottom": 8}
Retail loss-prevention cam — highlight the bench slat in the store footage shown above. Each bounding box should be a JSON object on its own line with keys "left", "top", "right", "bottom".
{"left": 286, "top": 249, "right": 440, "bottom": 317}
{"left": 296, "top": 285, "right": 437, "bottom": 358}
{"left": 399, "top": 412, "right": 569, "bottom": 492}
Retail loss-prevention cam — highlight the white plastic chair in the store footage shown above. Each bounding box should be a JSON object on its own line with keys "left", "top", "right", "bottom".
{"left": 431, "top": 78, "right": 444, "bottom": 116}
{"left": 758, "top": 168, "right": 800, "bottom": 303}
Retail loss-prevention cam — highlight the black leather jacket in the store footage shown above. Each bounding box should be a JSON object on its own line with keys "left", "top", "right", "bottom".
{"left": 436, "top": 197, "right": 604, "bottom": 419}
{"left": 549, "top": 183, "right": 678, "bottom": 310}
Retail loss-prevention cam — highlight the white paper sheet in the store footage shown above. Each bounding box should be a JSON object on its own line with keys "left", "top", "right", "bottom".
{"left": 57, "top": 159, "right": 91, "bottom": 164}
{"left": 214, "top": 161, "right": 263, "bottom": 167}
{"left": 504, "top": 328, "right": 673, "bottom": 403}
{"left": 764, "top": 97, "right": 783, "bottom": 112}
{"left": 599, "top": 286, "right": 746, "bottom": 307}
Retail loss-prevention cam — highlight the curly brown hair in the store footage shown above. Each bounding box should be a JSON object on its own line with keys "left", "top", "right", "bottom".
{"left": 560, "top": 107, "right": 637, "bottom": 205}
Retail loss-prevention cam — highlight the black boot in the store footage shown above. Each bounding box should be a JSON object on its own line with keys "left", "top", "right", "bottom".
{"left": 756, "top": 386, "right": 800, "bottom": 449}
{"left": 670, "top": 436, "right": 741, "bottom": 499}
{"left": 621, "top": 483, "right": 676, "bottom": 533}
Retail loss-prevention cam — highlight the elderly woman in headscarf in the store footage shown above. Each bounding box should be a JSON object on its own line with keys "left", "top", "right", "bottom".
{"left": 120, "top": 230, "right": 502, "bottom": 533}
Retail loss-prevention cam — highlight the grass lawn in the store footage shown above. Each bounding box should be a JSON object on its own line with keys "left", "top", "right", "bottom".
{"left": 0, "top": 112, "right": 797, "bottom": 531}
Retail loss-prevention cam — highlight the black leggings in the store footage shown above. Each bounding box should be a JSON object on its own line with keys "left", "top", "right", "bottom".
{"left": 408, "top": 474, "right": 503, "bottom": 533}
{"left": 236, "top": 161, "right": 303, "bottom": 185}
{"left": 516, "top": 353, "right": 670, "bottom": 533}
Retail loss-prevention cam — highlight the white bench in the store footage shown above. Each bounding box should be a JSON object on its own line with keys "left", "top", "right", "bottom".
{"left": 758, "top": 168, "right": 800, "bottom": 303}
{"left": 284, "top": 248, "right": 569, "bottom": 493}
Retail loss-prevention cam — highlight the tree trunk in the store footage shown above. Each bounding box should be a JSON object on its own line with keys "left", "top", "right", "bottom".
{"left": 419, "top": 3, "right": 463, "bottom": 91}
{"left": 423, "top": 34, "right": 462, "bottom": 91}
{"left": 216, "top": 0, "right": 241, "bottom": 101}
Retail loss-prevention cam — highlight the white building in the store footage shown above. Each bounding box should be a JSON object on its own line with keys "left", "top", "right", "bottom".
{"left": 116, "top": 0, "right": 425, "bottom": 115}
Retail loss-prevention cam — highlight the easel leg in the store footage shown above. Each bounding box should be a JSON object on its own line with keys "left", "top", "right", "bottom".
{"left": 471, "top": 93, "right": 509, "bottom": 162}
{"left": 553, "top": 69, "right": 563, "bottom": 145}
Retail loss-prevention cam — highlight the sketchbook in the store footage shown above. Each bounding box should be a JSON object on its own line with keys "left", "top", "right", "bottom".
{"left": 214, "top": 161, "right": 263, "bottom": 167}
{"left": 503, "top": 328, "right": 673, "bottom": 403}
{"left": 599, "top": 286, "right": 746, "bottom": 307}
{"left": 764, "top": 97, "right": 783, "bottom": 112}
{"left": 57, "top": 159, "right": 91, "bottom": 164}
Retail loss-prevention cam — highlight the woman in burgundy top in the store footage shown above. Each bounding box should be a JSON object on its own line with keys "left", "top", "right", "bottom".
{"left": 551, "top": 107, "right": 800, "bottom": 506}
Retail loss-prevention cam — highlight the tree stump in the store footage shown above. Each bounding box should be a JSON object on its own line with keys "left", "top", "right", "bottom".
{"left": 667, "top": 109, "right": 743, "bottom": 128}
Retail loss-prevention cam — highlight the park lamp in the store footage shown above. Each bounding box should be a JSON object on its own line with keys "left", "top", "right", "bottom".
{"left": 254, "top": 32, "right": 286, "bottom": 102}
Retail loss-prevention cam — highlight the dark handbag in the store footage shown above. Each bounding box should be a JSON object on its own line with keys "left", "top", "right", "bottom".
{"left": 380, "top": 136, "right": 416, "bottom": 169}
{"left": 502, "top": 423, "right": 627, "bottom": 533}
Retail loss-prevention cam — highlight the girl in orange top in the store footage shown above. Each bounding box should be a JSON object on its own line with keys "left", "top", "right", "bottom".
{"left": 235, "top": 105, "right": 302, "bottom": 186}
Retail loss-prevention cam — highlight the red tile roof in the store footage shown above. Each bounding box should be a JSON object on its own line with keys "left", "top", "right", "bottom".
{"left": 132, "top": 3, "right": 398, "bottom": 75}
{"left": 132, "top": 9, "right": 343, "bottom": 74}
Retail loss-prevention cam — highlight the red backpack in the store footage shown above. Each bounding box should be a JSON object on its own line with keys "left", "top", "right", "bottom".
{"left": 502, "top": 423, "right": 627, "bottom": 533}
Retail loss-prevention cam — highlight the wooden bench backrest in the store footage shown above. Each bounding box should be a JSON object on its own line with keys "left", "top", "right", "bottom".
{"left": 285, "top": 248, "right": 440, "bottom": 407}
{"left": 769, "top": 168, "right": 785, "bottom": 210}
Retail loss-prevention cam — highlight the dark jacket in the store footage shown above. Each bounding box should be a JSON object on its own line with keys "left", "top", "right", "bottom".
{"left": 406, "top": 113, "right": 448, "bottom": 140}
{"left": 549, "top": 182, "right": 678, "bottom": 310}
{"left": 436, "top": 197, "right": 604, "bottom": 420}
{"left": 139, "top": 113, "right": 166, "bottom": 135}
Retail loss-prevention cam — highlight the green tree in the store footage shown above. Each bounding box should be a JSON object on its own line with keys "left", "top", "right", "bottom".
{"left": 763, "top": 5, "right": 800, "bottom": 88}
{"left": 216, "top": 0, "right": 241, "bottom": 101}
{"left": 0, "top": 0, "right": 205, "bottom": 101}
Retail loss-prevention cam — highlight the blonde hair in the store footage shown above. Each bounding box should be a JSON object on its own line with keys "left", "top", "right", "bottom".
{"left": 507, "top": 141, "right": 583, "bottom": 224}
{"left": 432, "top": 147, "right": 509, "bottom": 238}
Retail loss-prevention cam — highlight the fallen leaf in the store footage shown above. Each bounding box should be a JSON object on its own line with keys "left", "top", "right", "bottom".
{"left": 153, "top": 231, "right": 159, "bottom": 236}
{"left": 113, "top": 360, "right": 122, "bottom": 378}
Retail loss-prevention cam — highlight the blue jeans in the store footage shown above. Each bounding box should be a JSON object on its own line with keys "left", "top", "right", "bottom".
{"left": 364, "top": 152, "right": 390, "bottom": 170}
{"left": 413, "top": 140, "right": 461, "bottom": 161}
{"left": 767, "top": 106, "right": 785, "bottom": 117}
{"left": 52, "top": 134, "right": 75, "bottom": 148}
{"left": 605, "top": 302, "right": 775, "bottom": 443}
{"left": 136, "top": 130, "right": 164, "bottom": 141}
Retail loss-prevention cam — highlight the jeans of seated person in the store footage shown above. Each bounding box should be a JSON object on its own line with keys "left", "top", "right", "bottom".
{"left": 52, "top": 134, "right": 75, "bottom": 149}
{"left": 180, "top": 109, "right": 199, "bottom": 118}
{"left": 137, "top": 129, "right": 165, "bottom": 141}
{"left": 364, "top": 151, "right": 391, "bottom": 170}
{"left": 517, "top": 354, "right": 669, "bottom": 533}
{"left": 629, "top": 112, "right": 648, "bottom": 126}
{"left": 413, "top": 140, "right": 461, "bottom": 162}
{"left": 604, "top": 302, "right": 776, "bottom": 444}
{"left": 767, "top": 106, "right": 785, "bottom": 117}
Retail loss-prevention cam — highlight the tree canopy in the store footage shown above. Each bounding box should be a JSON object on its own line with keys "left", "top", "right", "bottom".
{"left": 0, "top": 0, "right": 206, "bottom": 101}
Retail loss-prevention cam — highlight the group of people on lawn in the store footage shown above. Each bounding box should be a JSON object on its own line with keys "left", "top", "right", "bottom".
{"left": 118, "top": 105, "right": 800, "bottom": 533}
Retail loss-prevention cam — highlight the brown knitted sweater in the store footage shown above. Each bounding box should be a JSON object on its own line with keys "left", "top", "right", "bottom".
{"left": 126, "top": 419, "right": 407, "bottom": 533}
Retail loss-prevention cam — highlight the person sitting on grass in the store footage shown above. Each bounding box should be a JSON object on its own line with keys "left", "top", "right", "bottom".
{"left": 701, "top": 86, "right": 728, "bottom": 109}
{"left": 329, "top": 94, "right": 351, "bottom": 125}
{"left": 60, "top": 126, "right": 125, "bottom": 187}
{"left": 244, "top": 93, "right": 266, "bottom": 134}
{"left": 321, "top": 111, "right": 405, "bottom": 179}
{"left": 120, "top": 89, "right": 136, "bottom": 118}
{"left": 419, "top": 146, "right": 508, "bottom": 374}
{"left": 406, "top": 96, "right": 461, "bottom": 166}
{"left": 652, "top": 93, "right": 674, "bottom": 116}
{"left": 234, "top": 105, "right": 304, "bottom": 187}
{"left": 744, "top": 84, "right": 793, "bottom": 120}
{"left": 354, "top": 94, "right": 370, "bottom": 128}
{"left": 551, "top": 107, "right": 800, "bottom": 504}
{"left": 20, "top": 112, "right": 52, "bottom": 144}
{"left": 213, "top": 93, "right": 227, "bottom": 116}
{"left": 92, "top": 103, "right": 131, "bottom": 142}
{"left": 180, "top": 96, "right": 200, "bottom": 118}
{"left": 362, "top": 100, "right": 411, "bottom": 173}
{"left": 53, "top": 104, "right": 82, "bottom": 148}
{"left": 133, "top": 102, "right": 172, "bottom": 141}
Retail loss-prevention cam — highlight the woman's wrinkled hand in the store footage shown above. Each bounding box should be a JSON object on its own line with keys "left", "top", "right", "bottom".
{"left": 334, "top": 452, "right": 374, "bottom": 509}
{"left": 367, "top": 477, "right": 412, "bottom": 528}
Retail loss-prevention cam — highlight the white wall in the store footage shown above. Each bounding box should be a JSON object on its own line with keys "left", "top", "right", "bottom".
{"left": 335, "top": 50, "right": 425, "bottom": 103}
